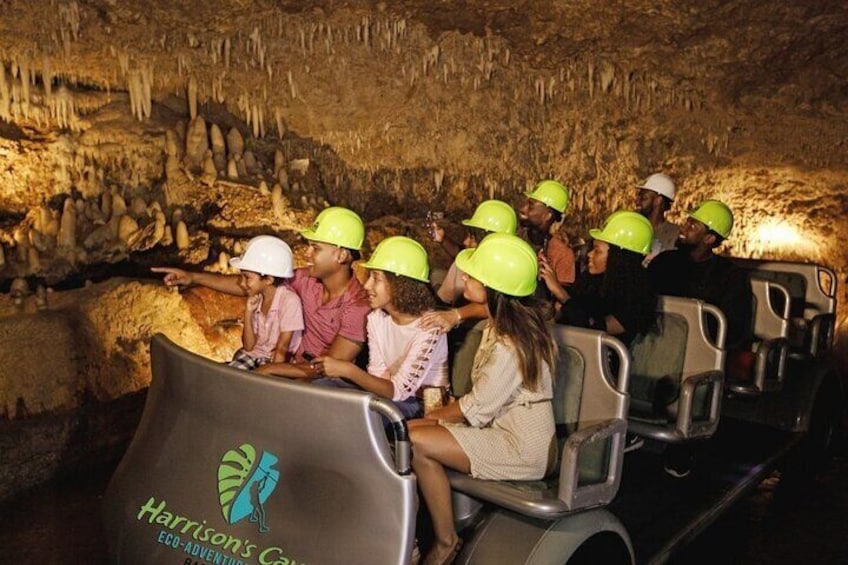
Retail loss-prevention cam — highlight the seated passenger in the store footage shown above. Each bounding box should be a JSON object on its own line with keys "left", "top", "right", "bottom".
{"left": 409, "top": 233, "right": 557, "bottom": 565}
{"left": 152, "top": 206, "right": 370, "bottom": 377}
{"left": 520, "top": 180, "right": 577, "bottom": 301}
{"left": 227, "top": 236, "right": 304, "bottom": 370}
{"left": 648, "top": 200, "right": 753, "bottom": 353}
{"left": 311, "top": 236, "right": 448, "bottom": 420}
{"left": 430, "top": 199, "right": 518, "bottom": 306}
{"left": 556, "top": 211, "right": 657, "bottom": 348}
{"left": 634, "top": 172, "right": 680, "bottom": 264}
{"left": 423, "top": 180, "right": 575, "bottom": 333}
{"left": 424, "top": 199, "right": 518, "bottom": 334}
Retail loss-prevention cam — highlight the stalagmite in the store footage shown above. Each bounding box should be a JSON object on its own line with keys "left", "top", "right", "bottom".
{"left": 243, "top": 150, "right": 258, "bottom": 174}
{"left": 10, "top": 278, "right": 28, "bottom": 306}
{"left": 29, "top": 228, "right": 54, "bottom": 253}
{"left": 161, "top": 225, "right": 173, "bottom": 247}
{"left": 101, "top": 191, "right": 113, "bottom": 222}
{"left": 271, "top": 184, "right": 285, "bottom": 221}
{"left": 175, "top": 221, "right": 190, "bottom": 250}
{"left": 84, "top": 224, "right": 115, "bottom": 249}
{"left": 187, "top": 75, "right": 198, "bottom": 120}
{"left": 118, "top": 215, "right": 140, "bottom": 243}
{"left": 57, "top": 198, "right": 76, "bottom": 249}
{"left": 226, "top": 127, "right": 244, "bottom": 158}
{"left": 184, "top": 117, "right": 209, "bottom": 169}
{"left": 165, "top": 129, "right": 181, "bottom": 157}
{"left": 27, "top": 246, "right": 41, "bottom": 272}
{"left": 278, "top": 167, "right": 290, "bottom": 190}
{"left": 227, "top": 156, "right": 239, "bottom": 179}
{"left": 35, "top": 285, "right": 48, "bottom": 310}
{"left": 217, "top": 251, "right": 229, "bottom": 271}
{"left": 130, "top": 197, "right": 148, "bottom": 219}
{"left": 112, "top": 191, "right": 127, "bottom": 217}
{"left": 259, "top": 181, "right": 270, "bottom": 195}
{"left": 274, "top": 149, "right": 285, "bottom": 175}
{"left": 201, "top": 150, "right": 218, "bottom": 182}
{"left": 210, "top": 123, "right": 226, "bottom": 170}
{"left": 236, "top": 155, "right": 248, "bottom": 178}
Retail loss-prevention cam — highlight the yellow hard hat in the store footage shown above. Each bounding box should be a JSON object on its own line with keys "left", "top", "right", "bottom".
{"left": 461, "top": 200, "right": 518, "bottom": 234}
{"left": 363, "top": 236, "right": 430, "bottom": 282}
{"left": 300, "top": 206, "right": 365, "bottom": 250}
{"left": 525, "top": 180, "right": 570, "bottom": 213}
{"left": 455, "top": 233, "right": 537, "bottom": 297}
{"left": 589, "top": 211, "right": 654, "bottom": 255}
{"left": 689, "top": 200, "right": 733, "bottom": 239}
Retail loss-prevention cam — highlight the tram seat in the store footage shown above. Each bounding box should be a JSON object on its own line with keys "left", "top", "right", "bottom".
{"left": 628, "top": 296, "right": 727, "bottom": 443}
{"left": 731, "top": 259, "right": 836, "bottom": 357}
{"left": 727, "top": 279, "right": 791, "bottom": 396}
{"left": 449, "top": 320, "right": 487, "bottom": 398}
{"left": 448, "top": 326, "right": 630, "bottom": 520}
{"left": 103, "top": 335, "right": 416, "bottom": 565}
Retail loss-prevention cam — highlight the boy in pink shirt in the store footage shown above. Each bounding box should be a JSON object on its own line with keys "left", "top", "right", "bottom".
{"left": 226, "top": 236, "right": 304, "bottom": 370}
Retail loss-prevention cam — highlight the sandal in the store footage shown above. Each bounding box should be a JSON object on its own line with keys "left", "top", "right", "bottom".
{"left": 424, "top": 539, "right": 463, "bottom": 565}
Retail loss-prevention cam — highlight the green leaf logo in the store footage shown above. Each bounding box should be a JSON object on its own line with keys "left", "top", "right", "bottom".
{"left": 217, "top": 443, "right": 280, "bottom": 530}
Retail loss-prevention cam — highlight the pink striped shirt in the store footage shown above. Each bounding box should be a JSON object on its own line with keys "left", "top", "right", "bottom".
{"left": 288, "top": 268, "right": 369, "bottom": 358}
{"left": 246, "top": 285, "right": 304, "bottom": 360}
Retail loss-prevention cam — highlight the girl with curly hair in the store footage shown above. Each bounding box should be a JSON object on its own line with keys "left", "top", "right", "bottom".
{"left": 313, "top": 236, "right": 448, "bottom": 419}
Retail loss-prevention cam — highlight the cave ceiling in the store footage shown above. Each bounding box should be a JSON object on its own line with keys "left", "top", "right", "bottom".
{"left": 0, "top": 0, "right": 846, "bottom": 311}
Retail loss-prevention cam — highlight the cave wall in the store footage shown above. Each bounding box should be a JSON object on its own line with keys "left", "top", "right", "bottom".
{"left": 0, "top": 0, "right": 846, "bottom": 494}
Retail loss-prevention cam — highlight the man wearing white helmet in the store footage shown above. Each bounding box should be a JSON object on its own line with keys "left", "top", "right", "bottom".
{"left": 635, "top": 173, "right": 679, "bottom": 263}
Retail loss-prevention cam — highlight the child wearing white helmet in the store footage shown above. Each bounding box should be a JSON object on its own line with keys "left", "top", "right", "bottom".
{"left": 227, "top": 235, "right": 304, "bottom": 371}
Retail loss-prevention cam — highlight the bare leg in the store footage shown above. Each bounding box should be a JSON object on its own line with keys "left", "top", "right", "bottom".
{"left": 410, "top": 425, "right": 471, "bottom": 565}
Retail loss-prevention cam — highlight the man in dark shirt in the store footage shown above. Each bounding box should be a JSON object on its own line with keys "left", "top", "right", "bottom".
{"left": 649, "top": 200, "right": 752, "bottom": 350}
{"left": 648, "top": 200, "right": 753, "bottom": 478}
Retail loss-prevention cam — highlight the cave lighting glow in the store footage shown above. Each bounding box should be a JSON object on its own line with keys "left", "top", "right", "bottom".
{"left": 757, "top": 220, "right": 803, "bottom": 248}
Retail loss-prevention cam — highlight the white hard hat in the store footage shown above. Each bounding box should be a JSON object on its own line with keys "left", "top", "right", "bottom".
{"left": 229, "top": 235, "right": 294, "bottom": 278}
{"left": 637, "top": 173, "right": 676, "bottom": 201}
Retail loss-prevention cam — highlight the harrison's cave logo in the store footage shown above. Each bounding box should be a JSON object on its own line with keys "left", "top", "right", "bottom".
{"left": 218, "top": 443, "right": 281, "bottom": 533}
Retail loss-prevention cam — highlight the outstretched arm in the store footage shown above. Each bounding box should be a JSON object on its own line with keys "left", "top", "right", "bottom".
{"left": 151, "top": 267, "right": 244, "bottom": 296}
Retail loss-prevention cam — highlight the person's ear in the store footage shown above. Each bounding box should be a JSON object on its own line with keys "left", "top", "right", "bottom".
{"left": 704, "top": 232, "right": 717, "bottom": 247}
{"left": 336, "top": 248, "right": 351, "bottom": 264}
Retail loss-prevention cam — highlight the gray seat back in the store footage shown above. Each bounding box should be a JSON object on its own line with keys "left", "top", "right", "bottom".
{"left": 750, "top": 278, "right": 791, "bottom": 341}
{"left": 628, "top": 296, "right": 726, "bottom": 441}
{"left": 733, "top": 259, "right": 836, "bottom": 355}
{"left": 554, "top": 325, "right": 630, "bottom": 503}
{"left": 446, "top": 326, "right": 630, "bottom": 520}
{"left": 103, "top": 334, "right": 416, "bottom": 565}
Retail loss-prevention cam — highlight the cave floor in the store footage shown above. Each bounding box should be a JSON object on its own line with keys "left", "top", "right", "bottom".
{"left": 0, "top": 447, "right": 847, "bottom": 564}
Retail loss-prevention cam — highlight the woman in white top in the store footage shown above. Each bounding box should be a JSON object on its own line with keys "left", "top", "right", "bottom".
{"left": 314, "top": 236, "right": 448, "bottom": 419}
{"left": 409, "top": 233, "right": 557, "bottom": 565}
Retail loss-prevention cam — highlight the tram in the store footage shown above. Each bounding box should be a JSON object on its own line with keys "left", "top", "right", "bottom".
{"left": 103, "top": 259, "right": 842, "bottom": 564}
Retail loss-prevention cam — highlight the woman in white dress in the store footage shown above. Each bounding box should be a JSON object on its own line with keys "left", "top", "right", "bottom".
{"left": 409, "top": 233, "right": 558, "bottom": 565}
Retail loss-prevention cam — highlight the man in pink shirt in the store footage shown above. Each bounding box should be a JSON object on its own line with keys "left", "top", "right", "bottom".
{"left": 153, "top": 207, "right": 370, "bottom": 379}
